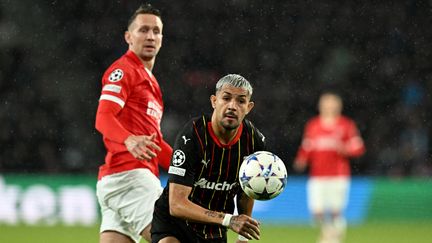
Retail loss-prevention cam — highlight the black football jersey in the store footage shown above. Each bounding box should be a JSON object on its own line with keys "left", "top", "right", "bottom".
{"left": 156, "top": 114, "right": 266, "bottom": 240}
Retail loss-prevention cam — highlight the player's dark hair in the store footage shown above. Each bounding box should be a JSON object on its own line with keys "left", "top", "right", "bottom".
{"left": 127, "top": 3, "right": 162, "bottom": 29}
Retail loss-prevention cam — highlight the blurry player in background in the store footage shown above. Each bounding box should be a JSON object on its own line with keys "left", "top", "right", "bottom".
{"left": 151, "top": 74, "right": 265, "bottom": 243}
{"left": 294, "top": 91, "right": 365, "bottom": 243}
{"left": 94, "top": 4, "right": 172, "bottom": 243}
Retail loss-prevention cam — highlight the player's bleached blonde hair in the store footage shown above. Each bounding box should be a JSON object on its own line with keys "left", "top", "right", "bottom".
{"left": 215, "top": 74, "right": 253, "bottom": 97}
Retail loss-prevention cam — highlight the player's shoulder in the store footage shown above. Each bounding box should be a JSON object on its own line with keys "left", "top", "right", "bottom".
{"left": 307, "top": 116, "right": 321, "bottom": 126}
{"left": 243, "top": 118, "right": 258, "bottom": 131}
{"left": 339, "top": 115, "right": 356, "bottom": 126}
{"left": 243, "top": 118, "right": 265, "bottom": 137}
{"left": 102, "top": 52, "right": 138, "bottom": 80}
{"left": 179, "top": 114, "right": 210, "bottom": 135}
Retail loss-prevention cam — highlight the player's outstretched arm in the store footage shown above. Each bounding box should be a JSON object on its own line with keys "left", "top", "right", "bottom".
{"left": 168, "top": 183, "right": 260, "bottom": 240}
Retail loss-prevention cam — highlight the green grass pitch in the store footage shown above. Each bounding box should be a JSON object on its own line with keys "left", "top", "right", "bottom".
{"left": 1, "top": 222, "right": 431, "bottom": 243}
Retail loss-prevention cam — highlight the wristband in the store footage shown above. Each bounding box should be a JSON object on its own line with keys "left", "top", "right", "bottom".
{"left": 222, "top": 213, "right": 233, "bottom": 227}
{"left": 238, "top": 235, "right": 249, "bottom": 241}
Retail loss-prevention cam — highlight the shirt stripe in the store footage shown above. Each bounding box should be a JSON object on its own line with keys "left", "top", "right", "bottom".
{"left": 102, "top": 84, "right": 122, "bottom": 93}
{"left": 99, "top": 94, "right": 125, "bottom": 108}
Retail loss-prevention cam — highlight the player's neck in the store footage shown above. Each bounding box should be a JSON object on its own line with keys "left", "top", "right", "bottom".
{"left": 211, "top": 122, "right": 239, "bottom": 145}
{"left": 142, "top": 59, "right": 155, "bottom": 71}
{"left": 134, "top": 52, "right": 155, "bottom": 71}
{"left": 320, "top": 114, "right": 339, "bottom": 126}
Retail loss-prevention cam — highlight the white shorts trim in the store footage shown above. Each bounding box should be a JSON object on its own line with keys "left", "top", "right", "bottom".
{"left": 307, "top": 177, "right": 350, "bottom": 214}
{"left": 96, "top": 168, "right": 162, "bottom": 243}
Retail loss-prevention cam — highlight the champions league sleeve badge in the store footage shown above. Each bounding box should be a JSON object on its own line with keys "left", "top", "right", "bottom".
{"left": 108, "top": 69, "right": 124, "bottom": 82}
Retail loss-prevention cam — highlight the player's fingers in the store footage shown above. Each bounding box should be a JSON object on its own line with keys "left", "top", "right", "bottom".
{"left": 239, "top": 232, "right": 253, "bottom": 240}
{"left": 148, "top": 142, "right": 162, "bottom": 152}
{"left": 145, "top": 149, "right": 158, "bottom": 159}
{"left": 132, "top": 149, "right": 145, "bottom": 160}
{"left": 248, "top": 217, "right": 260, "bottom": 227}
{"left": 245, "top": 223, "right": 260, "bottom": 240}
{"left": 148, "top": 133, "right": 157, "bottom": 140}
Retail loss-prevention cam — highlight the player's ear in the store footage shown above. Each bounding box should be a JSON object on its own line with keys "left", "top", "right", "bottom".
{"left": 125, "top": 31, "right": 132, "bottom": 45}
{"left": 210, "top": 95, "right": 217, "bottom": 109}
{"left": 246, "top": 101, "right": 254, "bottom": 115}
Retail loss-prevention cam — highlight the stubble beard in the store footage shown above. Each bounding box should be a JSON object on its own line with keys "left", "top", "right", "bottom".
{"left": 220, "top": 119, "right": 239, "bottom": 131}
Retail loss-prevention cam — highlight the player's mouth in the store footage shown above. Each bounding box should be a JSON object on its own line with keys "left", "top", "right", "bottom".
{"left": 224, "top": 112, "right": 238, "bottom": 120}
{"left": 144, "top": 45, "right": 156, "bottom": 51}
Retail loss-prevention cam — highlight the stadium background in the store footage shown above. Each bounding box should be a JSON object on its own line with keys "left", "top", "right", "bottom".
{"left": 1, "top": 0, "right": 431, "bottom": 242}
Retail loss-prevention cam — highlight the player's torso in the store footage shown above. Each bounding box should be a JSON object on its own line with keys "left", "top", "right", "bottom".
{"left": 108, "top": 53, "right": 164, "bottom": 136}
{"left": 307, "top": 117, "right": 352, "bottom": 176}
{"left": 308, "top": 117, "right": 350, "bottom": 152}
{"left": 189, "top": 120, "right": 254, "bottom": 212}
{"left": 120, "top": 69, "right": 163, "bottom": 134}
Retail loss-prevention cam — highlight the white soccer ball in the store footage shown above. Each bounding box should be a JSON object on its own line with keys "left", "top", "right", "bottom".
{"left": 239, "top": 151, "right": 287, "bottom": 200}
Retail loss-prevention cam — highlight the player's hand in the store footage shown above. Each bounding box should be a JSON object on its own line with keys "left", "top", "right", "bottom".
{"left": 228, "top": 214, "right": 260, "bottom": 240}
{"left": 124, "top": 133, "right": 161, "bottom": 161}
{"left": 293, "top": 160, "right": 307, "bottom": 172}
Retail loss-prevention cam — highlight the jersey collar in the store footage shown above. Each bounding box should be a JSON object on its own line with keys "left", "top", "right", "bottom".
{"left": 208, "top": 122, "right": 243, "bottom": 148}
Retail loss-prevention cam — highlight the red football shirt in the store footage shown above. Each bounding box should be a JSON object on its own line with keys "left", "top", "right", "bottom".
{"left": 295, "top": 116, "right": 365, "bottom": 177}
{"left": 95, "top": 50, "right": 169, "bottom": 179}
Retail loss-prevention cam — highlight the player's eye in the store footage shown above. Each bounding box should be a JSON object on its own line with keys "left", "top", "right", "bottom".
{"left": 139, "top": 27, "right": 149, "bottom": 32}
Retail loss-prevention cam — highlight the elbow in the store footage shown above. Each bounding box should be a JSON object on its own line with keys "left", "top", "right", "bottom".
{"left": 168, "top": 199, "right": 183, "bottom": 218}
{"left": 95, "top": 113, "right": 103, "bottom": 133}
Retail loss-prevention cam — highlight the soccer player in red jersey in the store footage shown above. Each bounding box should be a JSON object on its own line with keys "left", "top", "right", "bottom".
{"left": 94, "top": 4, "right": 172, "bottom": 243}
{"left": 294, "top": 91, "right": 365, "bottom": 243}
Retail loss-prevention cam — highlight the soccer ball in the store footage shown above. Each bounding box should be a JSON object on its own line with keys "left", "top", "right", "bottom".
{"left": 239, "top": 151, "right": 287, "bottom": 200}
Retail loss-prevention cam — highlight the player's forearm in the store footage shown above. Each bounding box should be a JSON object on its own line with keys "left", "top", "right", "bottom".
{"left": 344, "top": 137, "right": 365, "bottom": 157}
{"left": 236, "top": 193, "right": 254, "bottom": 216}
{"left": 96, "top": 112, "right": 132, "bottom": 143}
{"left": 169, "top": 197, "right": 225, "bottom": 225}
{"left": 158, "top": 139, "right": 173, "bottom": 170}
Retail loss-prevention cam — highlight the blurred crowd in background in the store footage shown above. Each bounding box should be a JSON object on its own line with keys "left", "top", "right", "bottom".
{"left": 1, "top": 0, "right": 431, "bottom": 177}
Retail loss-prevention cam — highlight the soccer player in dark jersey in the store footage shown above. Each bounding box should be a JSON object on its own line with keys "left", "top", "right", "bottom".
{"left": 151, "top": 74, "right": 266, "bottom": 243}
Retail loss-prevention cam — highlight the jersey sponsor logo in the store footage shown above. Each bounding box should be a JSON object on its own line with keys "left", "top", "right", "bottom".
{"left": 182, "top": 135, "right": 191, "bottom": 144}
{"left": 108, "top": 69, "right": 124, "bottom": 82}
{"left": 147, "top": 101, "right": 162, "bottom": 123}
{"left": 102, "top": 84, "right": 122, "bottom": 93}
{"left": 307, "top": 136, "right": 344, "bottom": 151}
{"left": 172, "top": 150, "right": 186, "bottom": 166}
{"left": 194, "top": 178, "right": 238, "bottom": 191}
{"left": 168, "top": 166, "right": 186, "bottom": 176}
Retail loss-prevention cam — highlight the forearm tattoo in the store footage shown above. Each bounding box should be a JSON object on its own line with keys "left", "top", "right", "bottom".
{"left": 204, "top": 210, "right": 224, "bottom": 219}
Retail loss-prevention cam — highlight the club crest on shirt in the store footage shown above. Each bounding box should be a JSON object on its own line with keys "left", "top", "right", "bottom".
{"left": 108, "top": 69, "right": 124, "bottom": 82}
{"left": 172, "top": 149, "right": 186, "bottom": 166}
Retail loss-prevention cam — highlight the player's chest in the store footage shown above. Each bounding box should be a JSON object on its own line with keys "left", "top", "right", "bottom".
{"left": 198, "top": 146, "right": 244, "bottom": 178}
{"left": 129, "top": 73, "right": 163, "bottom": 104}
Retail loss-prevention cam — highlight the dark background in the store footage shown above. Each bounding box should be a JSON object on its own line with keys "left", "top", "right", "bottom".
{"left": 1, "top": 0, "right": 431, "bottom": 177}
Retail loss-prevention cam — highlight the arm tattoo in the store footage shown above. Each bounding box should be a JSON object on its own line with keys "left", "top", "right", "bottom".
{"left": 204, "top": 210, "right": 224, "bottom": 219}
{"left": 229, "top": 215, "right": 241, "bottom": 229}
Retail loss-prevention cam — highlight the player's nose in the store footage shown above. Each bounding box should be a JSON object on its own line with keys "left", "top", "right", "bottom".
{"left": 227, "top": 100, "right": 237, "bottom": 110}
{"left": 145, "top": 31, "right": 155, "bottom": 40}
